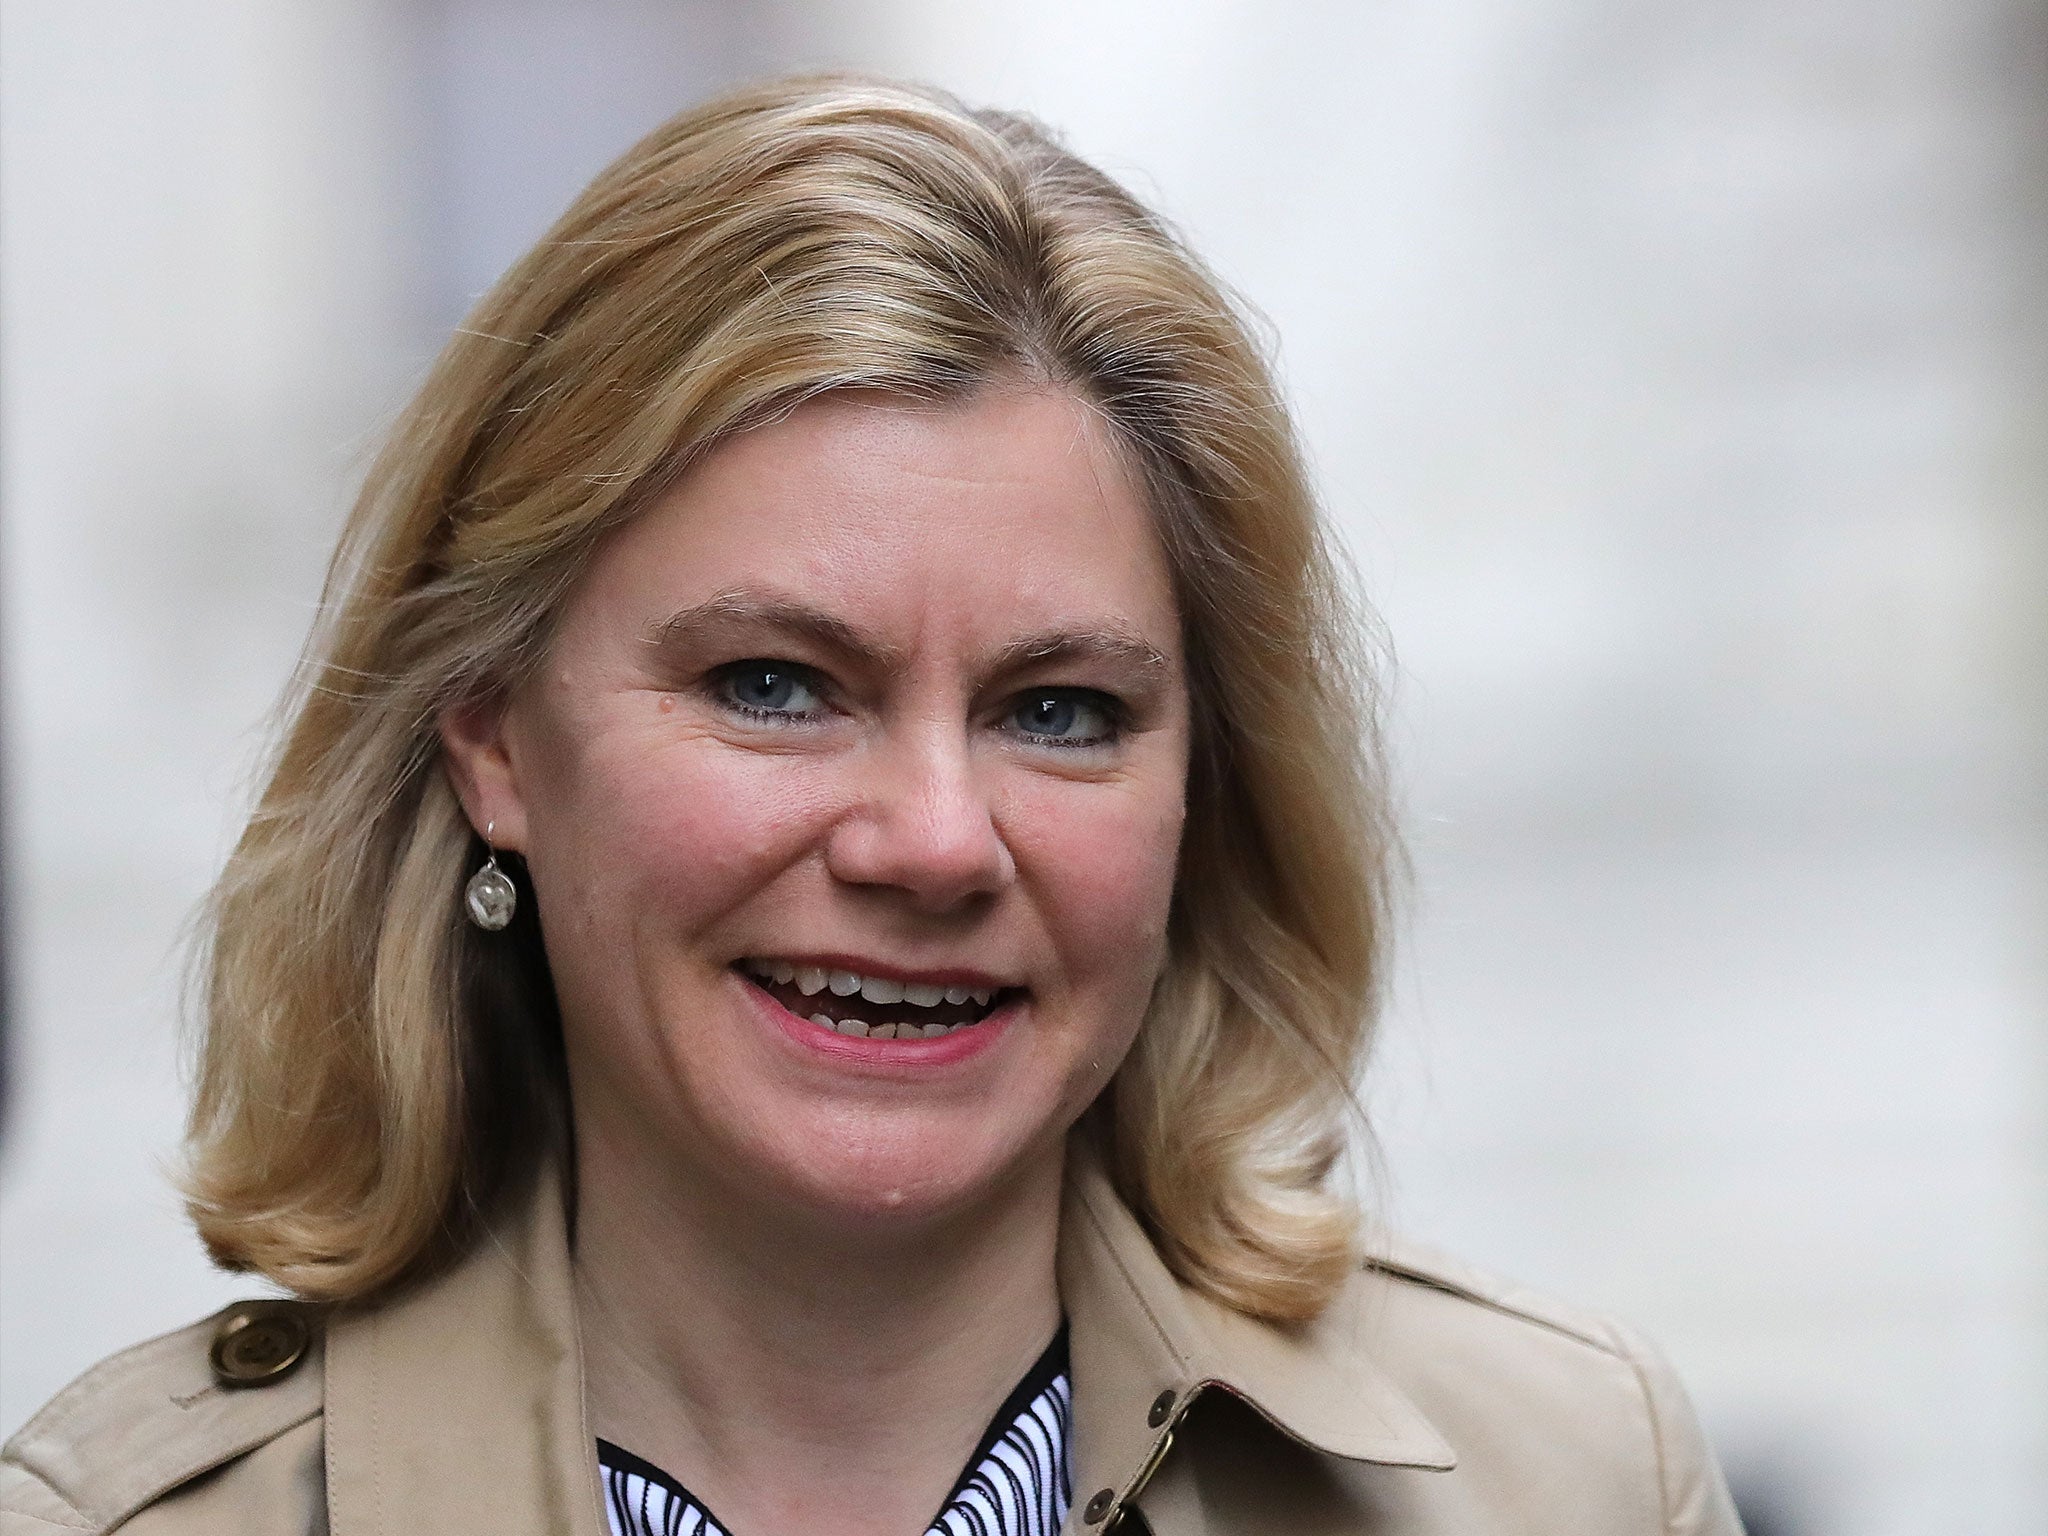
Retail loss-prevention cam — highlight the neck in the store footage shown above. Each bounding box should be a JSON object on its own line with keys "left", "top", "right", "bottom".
{"left": 572, "top": 1122, "right": 1066, "bottom": 1536}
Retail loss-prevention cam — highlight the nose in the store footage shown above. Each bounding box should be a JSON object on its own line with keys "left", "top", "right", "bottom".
{"left": 824, "top": 728, "right": 1014, "bottom": 912}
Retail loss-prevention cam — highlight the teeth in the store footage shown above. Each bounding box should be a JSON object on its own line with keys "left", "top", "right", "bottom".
{"left": 756, "top": 960, "right": 1008, "bottom": 1016}
{"left": 746, "top": 958, "right": 801, "bottom": 987}
{"left": 799, "top": 1009, "right": 970, "bottom": 1042}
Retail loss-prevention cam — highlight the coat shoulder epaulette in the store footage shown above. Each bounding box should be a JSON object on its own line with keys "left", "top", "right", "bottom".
{"left": 1361, "top": 1232, "right": 1634, "bottom": 1356}
{"left": 1355, "top": 1233, "right": 1739, "bottom": 1534}
{"left": 1, "top": 1300, "right": 323, "bottom": 1535}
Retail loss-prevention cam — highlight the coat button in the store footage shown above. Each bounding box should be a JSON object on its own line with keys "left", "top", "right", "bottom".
{"left": 1147, "top": 1389, "right": 1176, "bottom": 1427}
{"left": 1083, "top": 1489, "right": 1116, "bottom": 1524}
{"left": 209, "top": 1300, "right": 310, "bottom": 1387}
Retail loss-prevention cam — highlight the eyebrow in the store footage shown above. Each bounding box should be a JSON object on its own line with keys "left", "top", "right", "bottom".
{"left": 986, "top": 628, "right": 1173, "bottom": 679}
{"left": 644, "top": 590, "right": 1173, "bottom": 683}
{"left": 645, "top": 591, "right": 907, "bottom": 670}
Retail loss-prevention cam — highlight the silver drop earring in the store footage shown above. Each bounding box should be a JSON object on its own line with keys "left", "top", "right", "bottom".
{"left": 464, "top": 821, "right": 517, "bottom": 931}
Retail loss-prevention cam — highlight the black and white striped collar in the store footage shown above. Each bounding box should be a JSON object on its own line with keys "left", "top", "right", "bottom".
{"left": 598, "top": 1326, "right": 1072, "bottom": 1536}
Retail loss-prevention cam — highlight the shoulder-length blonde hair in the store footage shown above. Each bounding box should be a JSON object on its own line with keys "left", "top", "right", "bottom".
{"left": 186, "top": 74, "right": 1392, "bottom": 1324}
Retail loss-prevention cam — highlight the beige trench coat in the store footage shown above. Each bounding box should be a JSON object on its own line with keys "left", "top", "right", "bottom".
{"left": 2, "top": 1148, "right": 1742, "bottom": 1535}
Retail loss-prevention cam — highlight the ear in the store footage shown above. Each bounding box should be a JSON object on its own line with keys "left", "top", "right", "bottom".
{"left": 437, "top": 694, "right": 531, "bottom": 853}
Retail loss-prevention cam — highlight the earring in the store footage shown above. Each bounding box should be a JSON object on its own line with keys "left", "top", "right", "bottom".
{"left": 464, "top": 820, "right": 517, "bottom": 931}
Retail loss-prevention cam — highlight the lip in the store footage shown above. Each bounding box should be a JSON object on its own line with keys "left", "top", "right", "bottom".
{"left": 741, "top": 952, "right": 1017, "bottom": 991}
{"left": 735, "top": 969, "right": 1019, "bottom": 1068}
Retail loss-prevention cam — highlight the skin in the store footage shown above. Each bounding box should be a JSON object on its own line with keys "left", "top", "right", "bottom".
{"left": 440, "top": 384, "right": 1191, "bottom": 1536}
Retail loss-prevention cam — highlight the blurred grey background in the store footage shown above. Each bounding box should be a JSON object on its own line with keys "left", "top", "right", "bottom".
{"left": 2, "top": 3, "right": 2043, "bottom": 1532}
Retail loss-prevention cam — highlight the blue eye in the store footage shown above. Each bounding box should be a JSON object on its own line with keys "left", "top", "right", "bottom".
{"left": 1008, "top": 690, "right": 1119, "bottom": 747}
{"left": 716, "top": 662, "right": 822, "bottom": 720}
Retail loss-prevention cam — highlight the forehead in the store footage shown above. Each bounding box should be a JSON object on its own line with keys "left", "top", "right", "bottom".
{"left": 573, "top": 386, "right": 1180, "bottom": 650}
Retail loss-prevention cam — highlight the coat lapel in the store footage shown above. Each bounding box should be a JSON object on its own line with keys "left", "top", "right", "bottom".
{"left": 1059, "top": 1143, "right": 1453, "bottom": 1533}
{"left": 321, "top": 1164, "right": 606, "bottom": 1536}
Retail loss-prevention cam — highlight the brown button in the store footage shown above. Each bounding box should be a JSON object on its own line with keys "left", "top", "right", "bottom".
{"left": 1083, "top": 1488, "right": 1116, "bottom": 1524}
{"left": 209, "top": 1300, "right": 310, "bottom": 1387}
{"left": 1147, "top": 1389, "right": 1177, "bottom": 1427}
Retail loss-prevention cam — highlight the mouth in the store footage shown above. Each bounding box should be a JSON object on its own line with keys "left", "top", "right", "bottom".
{"left": 735, "top": 957, "right": 1021, "bottom": 1041}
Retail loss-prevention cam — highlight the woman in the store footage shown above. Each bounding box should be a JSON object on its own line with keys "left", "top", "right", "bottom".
{"left": 1, "top": 77, "right": 1740, "bottom": 1536}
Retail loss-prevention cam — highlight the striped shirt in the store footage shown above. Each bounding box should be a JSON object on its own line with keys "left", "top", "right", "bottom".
{"left": 598, "top": 1327, "right": 1072, "bottom": 1536}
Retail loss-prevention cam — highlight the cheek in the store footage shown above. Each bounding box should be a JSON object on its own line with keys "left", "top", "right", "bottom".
{"left": 522, "top": 727, "right": 837, "bottom": 932}
{"left": 1006, "top": 778, "right": 1186, "bottom": 990}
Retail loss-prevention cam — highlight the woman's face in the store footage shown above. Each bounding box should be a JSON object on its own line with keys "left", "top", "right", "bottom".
{"left": 444, "top": 387, "right": 1189, "bottom": 1229}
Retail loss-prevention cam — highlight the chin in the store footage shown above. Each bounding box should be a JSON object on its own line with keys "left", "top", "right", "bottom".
{"left": 737, "top": 1108, "right": 1060, "bottom": 1236}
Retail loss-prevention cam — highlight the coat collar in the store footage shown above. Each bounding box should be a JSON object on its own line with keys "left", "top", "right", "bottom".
{"left": 321, "top": 1142, "right": 1451, "bottom": 1535}
{"left": 1059, "top": 1141, "right": 1454, "bottom": 1524}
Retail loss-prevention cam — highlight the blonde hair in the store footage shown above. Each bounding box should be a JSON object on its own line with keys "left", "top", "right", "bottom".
{"left": 186, "top": 75, "right": 1392, "bottom": 1323}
